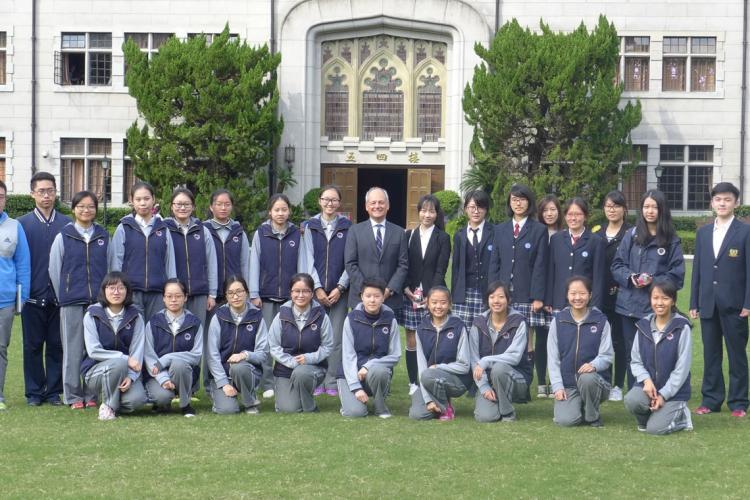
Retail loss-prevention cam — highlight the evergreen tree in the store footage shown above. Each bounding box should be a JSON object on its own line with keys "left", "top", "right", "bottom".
{"left": 463, "top": 16, "right": 642, "bottom": 219}
{"left": 123, "top": 27, "right": 282, "bottom": 229}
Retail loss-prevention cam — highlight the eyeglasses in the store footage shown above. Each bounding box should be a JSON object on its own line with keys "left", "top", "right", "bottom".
{"left": 106, "top": 285, "right": 126, "bottom": 293}
{"left": 465, "top": 205, "right": 485, "bottom": 212}
{"left": 172, "top": 202, "right": 193, "bottom": 209}
{"left": 320, "top": 197, "right": 340, "bottom": 205}
{"left": 226, "top": 289, "right": 247, "bottom": 298}
{"left": 603, "top": 204, "right": 622, "bottom": 211}
{"left": 291, "top": 289, "right": 313, "bottom": 296}
{"left": 34, "top": 188, "right": 56, "bottom": 197}
{"left": 213, "top": 203, "right": 232, "bottom": 209}
{"left": 75, "top": 205, "right": 96, "bottom": 211}
{"left": 164, "top": 294, "right": 185, "bottom": 300}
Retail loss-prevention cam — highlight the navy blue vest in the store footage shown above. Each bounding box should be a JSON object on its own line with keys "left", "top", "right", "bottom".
{"left": 144, "top": 310, "right": 201, "bottom": 383}
{"left": 58, "top": 223, "right": 109, "bottom": 306}
{"left": 465, "top": 237, "right": 480, "bottom": 289}
{"left": 473, "top": 312, "right": 533, "bottom": 385}
{"left": 165, "top": 218, "right": 209, "bottom": 296}
{"left": 18, "top": 210, "right": 72, "bottom": 300}
{"left": 554, "top": 308, "right": 611, "bottom": 388}
{"left": 257, "top": 223, "right": 301, "bottom": 300}
{"left": 120, "top": 216, "right": 170, "bottom": 292}
{"left": 634, "top": 316, "right": 691, "bottom": 401}
{"left": 80, "top": 304, "right": 141, "bottom": 376}
{"left": 304, "top": 216, "right": 351, "bottom": 293}
{"left": 273, "top": 304, "right": 327, "bottom": 378}
{"left": 204, "top": 220, "right": 245, "bottom": 300}
{"left": 417, "top": 314, "right": 471, "bottom": 387}
{"left": 337, "top": 307, "right": 395, "bottom": 378}
{"left": 213, "top": 304, "right": 264, "bottom": 378}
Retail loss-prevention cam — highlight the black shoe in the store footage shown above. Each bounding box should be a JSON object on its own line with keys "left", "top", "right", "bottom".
{"left": 27, "top": 399, "right": 42, "bottom": 407}
{"left": 46, "top": 398, "right": 64, "bottom": 406}
{"left": 586, "top": 418, "right": 604, "bottom": 428}
{"left": 181, "top": 405, "right": 196, "bottom": 417}
{"left": 152, "top": 404, "right": 171, "bottom": 414}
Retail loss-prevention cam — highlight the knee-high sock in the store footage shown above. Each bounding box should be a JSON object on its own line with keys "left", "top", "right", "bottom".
{"left": 406, "top": 349, "right": 418, "bottom": 385}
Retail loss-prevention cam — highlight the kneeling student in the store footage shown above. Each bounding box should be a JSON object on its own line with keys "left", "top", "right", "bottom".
{"left": 471, "top": 281, "right": 532, "bottom": 422}
{"left": 268, "top": 273, "right": 333, "bottom": 413}
{"left": 206, "top": 276, "right": 268, "bottom": 414}
{"left": 82, "top": 272, "right": 148, "bottom": 421}
{"left": 338, "top": 278, "right": 401, "bottom": 418}
{"left": 409, "top": 286, "right": 471, "bottom": 421}
{"left": 548, "top": 276, "right": 613, "bottom": 427}
{"left": 144, "top": 279, "right": 203, "bottom": 417}
{"left": 625, "top": 279, "right": 693, "bottom": 434}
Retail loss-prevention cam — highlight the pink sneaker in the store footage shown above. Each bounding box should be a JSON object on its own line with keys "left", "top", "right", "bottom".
{"left": 438, "top": 404, "right": 455, "bottom": 421}
{"left": 325, "top": 388, "right": 339, "bottom": 397}
{"left": 731, "top": 409, "right": 747, "bottom": 418}
{"left": 313, "top": 386, "right": 325, "bottom": 397}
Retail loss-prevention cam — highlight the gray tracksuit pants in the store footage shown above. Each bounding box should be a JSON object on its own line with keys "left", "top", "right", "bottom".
{"left": 474, "top": 362, "right": 529, "bottom": 422}
{"left": 337, "top": 365, "right": 392, "bottom": 417}
{"left": 409, "top": 368, "right": 467, "bottom": 420}
{"left": 624, "top": 387, "right": 693, "bottom": 435}
{"left": 145, "top": 359, "right": 194, "bottom": 409}
{"left": 553, "top": 372, "right": 610, "bottom": 426}
{"left": 210, "top": 361, "right": 261, "bottom": 414}
{"left": 84, "top": 358, "right": 147, "bottom": 412}
{"left": 60, "top": 305, "right": 97, "bottom": 404}
{"left": 274, "top": 364, "right": 326, "bottom": 413}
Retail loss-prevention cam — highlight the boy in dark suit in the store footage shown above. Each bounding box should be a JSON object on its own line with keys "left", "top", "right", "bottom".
{"left": 690, "top": 182, "right": 750, "bottom": 417}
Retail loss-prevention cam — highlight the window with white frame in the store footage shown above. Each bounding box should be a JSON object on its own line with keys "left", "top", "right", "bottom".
{"left": 621, "top": 144, "right": 648, "bottom": 209}
{"left": 123, "top": 33, "right": 172, "bottom": 85}
{"left": 0, "top": 137, "right": 6, "bottom": 181}
{"left": 187, "top": 33, "right": 239, "bottom": 44}
{"left": 0, "top": 32, "right": 6, "bottom": 85}
{"left": 617, "top": 37, "right": 650, "bottom": 91}
{"left": 54, "top": 33, "right": 112, "bottom": 86}
{"left": 658, "top": 145, "right": 713, "bottom": 211}
{"left": 60, "top": 138, "right": 112, "bottom": 203}
{"left": 662, "top": 37, "right": 716, "bottom": 92}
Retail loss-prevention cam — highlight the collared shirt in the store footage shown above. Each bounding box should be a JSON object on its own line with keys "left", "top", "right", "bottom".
{"left": 467, "top": 220, "right": 486, "bottom": 246}
{"left": 106, "top": 307, "right": 124, "bottom": 331}
{"left": 74, "top": 222, "right": 94, "bottom": 242}
{"left": 713, "top": 216, "right": 734, "bottom": 258}
{"left": 292, "top": 304, "right": 310, "bottom": 331}
{"left": 134, "top": 214, "right": 155, "bottom": 237}
{"left": 165, "top": 310, "right": 185, "bottom": 335}
{"left": 513, "top": 217, "right": 528, "bottom": 237}
{"left": 320, "top": 214, "right": 338, "bottom": 241}
{"left": 209, "top": 219, "right": 233, "bottom": 243}
{"left": 419, "top": 224, "right": 434, "bottom": 258}
{"left": 231, "top": 304, "right": 248, "bottom": 325}
{"left": 570, "top": 227, "right": 585, "bottom": 246}
{"left": 177, "top": 220, "right": 191, "bottom": 235}
{"left": 370, "top": 218, "right": 387, "bottom": 242}
{"left": 271, "top": 223, "right": 289, "bottom": 240}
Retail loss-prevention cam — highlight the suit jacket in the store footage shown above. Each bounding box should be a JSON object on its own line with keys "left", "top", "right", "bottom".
{"left": 690, "top": 218, "right": 750, "bottom": 318}
{"left": 404, "top": 226, "right": 451, "bottom": 293}
{"left": 344, "top": 219, "right": 409, "bottom": 309}
{"left": 450, "top": 222, "right": 495, "bottom": 304}
{"left": 488, "top": 218, "right": 548, "bottom": 304}
{"left": 546, "top": 228, "right": 606, "bottom": 311}
{"left": 592, "top": 221, "right": 632, "bottom": 312}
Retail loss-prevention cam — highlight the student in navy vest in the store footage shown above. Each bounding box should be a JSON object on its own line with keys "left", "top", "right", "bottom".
{"left": 471, "top": 282, "right": 532, "bottom": 422}
{"left": 409, "top": 286, "right": 470, "bottom": 421}
{"left": 451, "top": 190, "right": 495, "bottom": 331}
{"left": 534, "top": 194, "right": 562, "bottom": 398}
{"left": 109, "top": 182, "right": 176, "bottom": 322}
{"left": 250, "top": 193, "right": 307, "bottom": 399}
{"left": 49, "top": 190, "right": 108, "bottom": 409}
{"left": 302, "top": 185, "right": 352, "bottom": 398}
{"left": 206, "top": 275, "right": 268, "bottom": 414}
{"left": 18, "top": 172, "right": 71, "bottom": 406}
{"left": 267, "top": 273, "right": 333, "bottom": 413}
{"left": 402, "top": 194, "right": 451, "bottom": 396}
{"left": 82, "top": 272, "right": 148, "bottom": 421}
{"left": 625, "top": 279, "right": 693, "bottom": 434}
{"left": 337, "top": 278, "right": 401, "bottom": 418}
{"left": 690, "top": 182, "right": 750, "bottom": 418}
{"left": 143, "top": 279, "right": 202, "bottom": 417}
{"left": 611, "top": 190, "right": 684, "bottom": 391}
{"left": 592, "top": 191, "right": 632, "bottom": 403}
{"left": 548, "top": 276, "right": 613, "bottom": 427}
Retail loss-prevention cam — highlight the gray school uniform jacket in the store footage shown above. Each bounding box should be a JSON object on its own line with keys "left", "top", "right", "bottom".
{"left": 468, "top": 309, "right": 528, "bottom": 395}
{"left": 143, "top": 310, "right": 204, "bottom": 386}
{"left": 83, "top": 307, "right": 145, "bottom": 382}
{"left": 415, "top": 315, "right": 470, "bottom": 404}
{"left": 267, "top": 300, "right": 334, "bottom": 369}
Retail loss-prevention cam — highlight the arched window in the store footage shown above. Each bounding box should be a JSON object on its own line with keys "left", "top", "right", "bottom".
{"left": 324, "top": 67, "right": 348, "bottom": 140}
{"left": 362, "top": 58, "right": 403, "bottom": 141}
{"left": 416, "top": 67, "right": 441, "bottom": 142}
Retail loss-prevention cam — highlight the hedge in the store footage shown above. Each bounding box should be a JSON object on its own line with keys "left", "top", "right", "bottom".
{"left": 677, "top": 230, "right": 696, "bottom": 255}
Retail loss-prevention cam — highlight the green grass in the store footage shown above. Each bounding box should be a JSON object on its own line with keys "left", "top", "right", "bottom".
{"left": 1, "top": 261, "right": 748, "bottom": 498}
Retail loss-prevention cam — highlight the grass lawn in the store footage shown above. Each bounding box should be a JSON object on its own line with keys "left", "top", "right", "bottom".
{"left": 0, "top": 261, "right": 748, "bottom": 498}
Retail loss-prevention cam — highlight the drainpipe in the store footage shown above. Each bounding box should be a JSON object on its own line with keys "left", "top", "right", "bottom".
{"left": 741, "top": 0, "right": 748, "bottom": 202}
{"left": 495, "top": 0, "right": 501, "bottom": 34}
{"left": 31, "top": 0, "right": 38, "bottom": 174}
{"left": 268, "top": 0, "right": 277, "bottom": 195}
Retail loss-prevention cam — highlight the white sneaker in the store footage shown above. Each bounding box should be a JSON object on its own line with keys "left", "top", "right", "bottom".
{"left": 378, "top": 413, "right": 393, "bottom": 419}
{"left": 98, "top": 403, "right": 116, "bottom": 421}
{"left": 262, "top": 389, "right": 275, "bottom": 399}
{"left": 609, "top": 386, "right": 623, "bottom": 402}
{"left": 245, "top": 406, "right": 260, "bottom": 415}
{"left": 537, "top": 385, "right": 548, "bottom": 398}
{"left": 408, "top": 383, "right": 419, "bottom": 396}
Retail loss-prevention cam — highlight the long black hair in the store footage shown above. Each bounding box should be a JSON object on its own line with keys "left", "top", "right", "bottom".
{"left": 635, "top": 190, "right": 675, "bottom": 248}
{"left": 416, "top": 194, "right": 445, "bottom": 230}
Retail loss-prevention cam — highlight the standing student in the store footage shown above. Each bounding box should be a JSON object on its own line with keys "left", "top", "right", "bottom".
{"left": 268, "top": 273, "right": 333, "bottom": 413}
{"left": 548, "top": 276, "right": 613, "bottom": 427}
{"left": 690, "top": 182, "right": 750, "bottom": 417}
{"left": 471, "top": 282, "right": 532, "bottom": 423}
{"left": 337, "top": 278, "right": 401, "bottom": 418}
{"left": 612, "top": 190, "right": 684, "bottom": 391}
{"left": 109, "top": 181, "right": 176, "bottom": 322}
{"left": 49, "top": 190, "right": 108, "bottom": 409}
{"left": 302, "top": 185, "right": 351, "bottom": 397}
{"left": 534, "top": 194, "right": 562, "bottom": 397}
{"left": 81, "top": 272, "right": 148, "bottom": 421}
{"left": 18, "top": 172, "right": 71, "bottom": 406}
{"left": 592, "top": 191, "right": 632, "bottom": 402}
{"left": 206, "top": 275, "right": 268, "bottom": 414}
{"left": 409, "top": 286, "right": 470, "bottom": 421}
{"left": 451, "top": 190, "right": 495, "bottom": 330}
{"left": 249, "top": 193, "right": 306, "bottom": 399}
{"left": 625, "top": 279, "right": 693, "bottom": 434}
{"left": 143, "top": 279, "right": 202, "bottom": 417}
{"left": 0, "top": 180, "right": 31, "bottom": 411}
{"left": 402, "top": 194, "right": 451, "bottom": 395}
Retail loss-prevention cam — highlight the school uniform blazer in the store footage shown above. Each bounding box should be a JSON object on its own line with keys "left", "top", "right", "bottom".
{"left": 404, "top": 227, "right": 451, "bottom": 293}
{"left": 450, "top": 222, "right": 495, "bottom": 304}
{"left": 545, "top": 228, "right": 606, "bottom": 311}
{"left": 344, "top": 220, "right": 409, "bottom": 309}
{"left": 690, "top": 218, "right": 750, "bottom": 318}
{"left": 592, "top": 222, "right": 632, "bottom": 312}
{"left": 488, "top": 219, "right": 547, "bottom": 304}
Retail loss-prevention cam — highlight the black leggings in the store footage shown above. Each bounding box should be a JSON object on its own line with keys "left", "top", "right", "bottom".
{"left": 534, "top": 326, "right": 549, "bottom": 385}
{"left": 605, "top": 310, "right": 627, "bottom": 389}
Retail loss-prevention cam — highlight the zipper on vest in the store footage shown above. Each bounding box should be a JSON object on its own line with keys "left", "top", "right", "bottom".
{"left": 433, "top": 330, "right": 440, "bottom": 365}
{"left": 654, "top": 334, "right": 659, "bottom": 383}
{"left": 277, "top": 237, "right": 283, "bottom": 298}
{"left": 324, "top": 233, "right": 331, "bottom": 292}
{"left": 232, "top": 322, "right": 240, "bottom": 353}
{"left": 574, "top": 323, "right": 581, "bottom": 377}
{"left": 221, "top": 239, "right": 227, "bottom": 290}
{"left": 85, "top": 239, "right": 92, "bottom": 301}
{"left": 184, "top": 232, "right": 192, "bottom": 296}
{"left": 144, "top": 232, "right": 150, "bottom": 290}
{"left": 65, "top": 273, "right": 71, "bottom": 294}
{"left": 172, "top": 329, "right": 177, "bottom": 353}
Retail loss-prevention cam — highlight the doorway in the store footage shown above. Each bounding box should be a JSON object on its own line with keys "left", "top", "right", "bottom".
{"left": 357, "top": 168, "right": 407, "bottom": 226}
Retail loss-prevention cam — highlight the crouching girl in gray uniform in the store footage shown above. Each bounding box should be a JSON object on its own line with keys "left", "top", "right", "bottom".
{"left": 144, "top": 279, "right": 203, "bottom": 417}
{"left": 82, "top": 272, "right": 148, "bottom": 421}
{"left": 409, "top": 286, "right": 470, "bottom": 421}
{"left": 548, "top": 276, "right": 613, "bottom": 427}
{"left": 268, "top": 273, "right": 333, "bottom": 413}
{"left": 625, "top": 279, "right": 693, "bottom": 434}
{"left": 337, "top": 278, "right": 401, "bottom": 418}
{"left": 206, "top": 275, "right": 268, "bottom": 414}
{"left": 471, "top": 281, "right": 532, "bottom": 422}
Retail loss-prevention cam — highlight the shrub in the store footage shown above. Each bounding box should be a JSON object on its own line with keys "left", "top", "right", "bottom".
{"left": 433, "top": 190, "right": 461, "bottom": 219}
{"left": 677, "top": 230, "right": 695, "bottom": 254}
{"left": 303, "top": 188, "right": 322, "bottom": 216}
{"left": 5, "top": 195, "right": 40, "bottom": 218}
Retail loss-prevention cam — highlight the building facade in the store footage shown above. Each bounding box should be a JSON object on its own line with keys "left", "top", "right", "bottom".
{"left": 0, "top": 0, "right": 745, "bottom": 226}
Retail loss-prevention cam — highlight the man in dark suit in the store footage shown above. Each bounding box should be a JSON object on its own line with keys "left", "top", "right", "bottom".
{"left": 690, "top": 182, "right": 750, "bottom": 418}
{"left": 344, "top": 187, "right": 409, "bottom": 313}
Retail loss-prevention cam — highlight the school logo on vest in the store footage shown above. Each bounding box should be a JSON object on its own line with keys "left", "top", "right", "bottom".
{"left": 310, "top": 323, "right": 318, "bottom": 331}
{"left": 446, "top": 331, "right": 454, "bottom": 340}
{"left": 501, "top": 331, "right": 510, "bottom": 339}
{"left": 524, "top": 242, "right": 531, "bottom": 249}
{"left": 125, "top": 322, "right": 132, "bottom": 330}
{"left": 590, "top": 325, "right": 598, "bottom": 333}
{"left": 184, "top": 333, "right": 192, "bottom": 341}
{"left": 582, "top": 251, "right": 589, "bottom": 258}
{"left": 382, "top": 326, "right": 389, "bottom": 334}
{"left": 98, "top": 239, "right": 104, "bottom": 246}
{"left": 246, "top": 324, "right": 254, "bottom": 332}
{"left": 657, "top": 248, "right": 666, "bottom": 256}
{"left": 193, "top": 233, "right": 201, "bottom": 240}
{"left": 156, "top": 230, "right": 162, "bottom": 237}
{"left": 233, "top": 236, "right": 240, "bottom": 243}
{"left": 487, "top": 244, "right": 493, "bottom": 251}
{"left": 729, "top": 248, "right": 739, "bottom": 258}
{"left": 289, "top": 240, "right": 296, "bottom": 247}
{"left": 337, "top": 232, "right": 344, "bottom": 239}
{"left": 666, "top": 333, "right": 674, "bottom": 341}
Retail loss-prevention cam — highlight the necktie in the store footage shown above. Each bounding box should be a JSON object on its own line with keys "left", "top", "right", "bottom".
{"left": 513, "top": 222, "right": 520, "bottom": 238}
{"left": 375, "top": 224, "right": 383, "bottom": 257}
{"left": 471, "top": 227, "right": 479, "bottom": 249}
{"left": 572, "top": 234, "right": 580, "bottom": 246}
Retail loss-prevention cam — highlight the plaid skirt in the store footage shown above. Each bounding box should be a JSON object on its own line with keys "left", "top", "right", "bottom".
{"left": 453, "top": 287, "right": 484, "bottom": 331}
{"left": 512, "top": 302, "right": 548, "bottom": 327}
{"left": 400, "top": 295, "right": 429, "bottom": 330}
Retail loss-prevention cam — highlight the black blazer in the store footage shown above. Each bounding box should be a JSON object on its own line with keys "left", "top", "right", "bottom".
{"left": 488, "top": 218, "right": 548, "bottom": 304}
{"left": 450, "top": 222, "right": 495, "bottom": 304}
{"left": 592, "top": 221, "right": 632, "bottom": 312}
{"left": 404, "top": 226, "right": 451, "bottom": 293}
{"left": 546, "top": 228, "right": 606, "bottom": 310}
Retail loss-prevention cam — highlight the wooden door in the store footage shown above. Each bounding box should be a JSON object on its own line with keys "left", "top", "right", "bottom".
{"left": 322, "top": 166, "right": 357, "bottom": 221}
{"left": 406, "top": 168, "right": 432, "bottom": 229}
